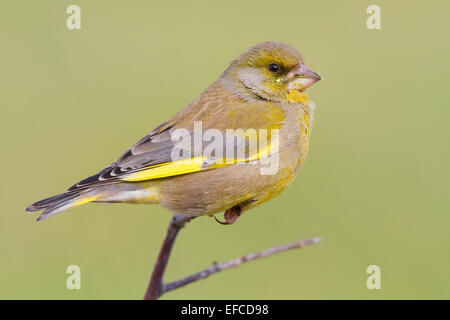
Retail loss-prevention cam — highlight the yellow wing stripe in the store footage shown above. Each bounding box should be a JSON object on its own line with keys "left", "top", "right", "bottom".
{"left": 121, "top": 157, "right": 209, "bottom": 182}
{"left": 121, "top": 144, "right": 272, "bottom": 182}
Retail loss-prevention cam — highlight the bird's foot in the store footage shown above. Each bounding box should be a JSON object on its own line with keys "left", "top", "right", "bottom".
{"left": 214, "top": 206, "right": 242, "bottom": 225}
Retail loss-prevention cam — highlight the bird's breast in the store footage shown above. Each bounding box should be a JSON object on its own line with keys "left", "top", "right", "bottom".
{"left": 269, "top": 100, "right": 313, "bottom": 194}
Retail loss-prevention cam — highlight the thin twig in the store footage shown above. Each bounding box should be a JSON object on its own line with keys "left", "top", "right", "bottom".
{"left": 162, "top": 237, "right": 321, "bottom": 294}
{"left": 143, "top": 214, "right": 321, "bottom": 300}
{"left": 144, "top": 215, "right": 191, "bottom": 300}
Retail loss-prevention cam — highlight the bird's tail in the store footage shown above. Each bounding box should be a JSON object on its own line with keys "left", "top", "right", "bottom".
{"left": 26, "top": 190, "right": 99, "bottom": 221}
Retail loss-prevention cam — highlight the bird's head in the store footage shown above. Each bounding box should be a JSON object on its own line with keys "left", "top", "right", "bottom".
{"left": 225, "top": 41, "right": 321, "bottom": 103}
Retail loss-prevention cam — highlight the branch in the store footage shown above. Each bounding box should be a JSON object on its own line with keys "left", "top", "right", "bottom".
{"left": 162, "top": 237, "right": 321, "bottom": 294}
{"left": 144, "top": 215, "right": 191, "bottom": 300}
{"left": 143, "top": 214, "right": 321, "bottom": 300}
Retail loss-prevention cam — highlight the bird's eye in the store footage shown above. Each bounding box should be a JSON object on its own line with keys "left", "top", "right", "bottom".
{"left": 268, "top": 63, "right": 280, "bottom": 73}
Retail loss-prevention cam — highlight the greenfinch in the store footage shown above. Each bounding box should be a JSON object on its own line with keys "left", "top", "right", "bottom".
{"left": 27, "top": 41, "right": 321, "bottom": 223}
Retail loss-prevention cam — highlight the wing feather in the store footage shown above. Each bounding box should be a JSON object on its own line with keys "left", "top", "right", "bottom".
{"left": 67, "top": 88, "right": 285, "bottom": 192}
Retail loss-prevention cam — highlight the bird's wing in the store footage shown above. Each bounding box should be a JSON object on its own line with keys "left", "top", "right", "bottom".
{"left": 68, "top": 96, "right": 285, "bottom": 192}
{"left": 67, "top": 120, "right": 175, "bottom": 191}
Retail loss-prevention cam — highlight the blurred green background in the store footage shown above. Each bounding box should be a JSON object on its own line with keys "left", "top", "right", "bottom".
{"left": 1, "top": 0, "right": 449, "bottom": 299}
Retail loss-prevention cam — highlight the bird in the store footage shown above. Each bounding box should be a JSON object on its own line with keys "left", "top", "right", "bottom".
{"left": 26, "top": 41, "right": 321, "bottom": 224}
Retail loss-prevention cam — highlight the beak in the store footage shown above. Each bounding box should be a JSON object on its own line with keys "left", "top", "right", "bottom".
{"left": 287, "top": 64, "right": 321, "bottom": 91}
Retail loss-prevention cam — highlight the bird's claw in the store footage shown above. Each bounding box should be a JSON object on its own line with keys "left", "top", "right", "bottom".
{"left": 214, "top": 206, "right": 241, "bottom": 225}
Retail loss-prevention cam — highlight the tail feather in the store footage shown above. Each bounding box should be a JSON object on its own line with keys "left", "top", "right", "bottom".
{"left": 26, "top": 193, "right": 79, "bottom": 212}
{"left": 26, "top": 191, "right": 97, "bottom": 221}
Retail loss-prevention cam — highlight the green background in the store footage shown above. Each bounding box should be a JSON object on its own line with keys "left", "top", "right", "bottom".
{"left": 1, "top": 0, "right": 449, "bottom": 299}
